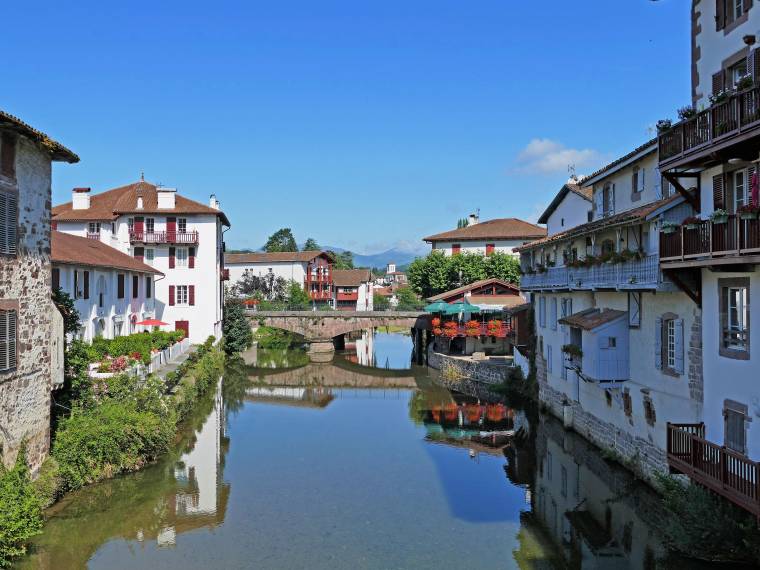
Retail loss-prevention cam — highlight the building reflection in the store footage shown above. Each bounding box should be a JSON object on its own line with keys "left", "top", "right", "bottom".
{"left": 343, "top": 329, "right": 375, "bottom": 367}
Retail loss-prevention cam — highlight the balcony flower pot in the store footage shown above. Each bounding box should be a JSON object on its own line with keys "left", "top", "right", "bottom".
{"left": 677, "top": 105, "right": 696, "bottom": 121}
{"left": 662, "top": 222, "right": 679, "bottom": 234}
{"left": 710, "top": 209, "right": 729, "bottom": 224}
{"left": 656, "top": 119, "right": 672, "bottom": 134}
{"left": 682, "top": 216, "right": 702, "bottom": 230}
{"left": 740, "top": 211, "right": 758, "bottom": 220}
{"left": 739, "top": 205, "right": 760, "bottom": 220}
{"left": 561, "top": 344, "right": 583, "bottom": 359}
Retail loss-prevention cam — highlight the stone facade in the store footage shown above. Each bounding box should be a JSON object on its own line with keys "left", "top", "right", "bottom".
{"left": 427, "top": 348, "right": 508, "bottom": 385}
{"left": 0, "top": 135, "right": 67, "bottom": 472}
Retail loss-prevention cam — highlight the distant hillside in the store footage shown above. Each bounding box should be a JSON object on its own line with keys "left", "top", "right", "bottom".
{"left": 232, "top": 243, "right": 425, "bottom": 270}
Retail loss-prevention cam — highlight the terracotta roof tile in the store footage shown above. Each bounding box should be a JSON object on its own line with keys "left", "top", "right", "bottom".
{"left": 0, "top": 110, "right": 79, "bottom": 163}
{"left": 427, "top": 278, "right": 520, "bottom": 302}
{"left": 559, "top": 308, "right": 626, "bottom": 331}
{"left": 52, "top": 181, "right": 230, "bottom": 225}
{"left": 225, "top": 250, "right": 330, "bottom": 264}
{"left": 52, "top": 231, "right": 162, "bottom": 275}
{"left": 423, "top": 218, "right": 546, "bottom": 242}
{"left": 467, "top": 295, "right": 527, "bottom": 310}
{"left": 333, "top": 269, "right": 372, "bottom": 287}
{"left": 514, "top": 193, "right": 684, "bottom": 252}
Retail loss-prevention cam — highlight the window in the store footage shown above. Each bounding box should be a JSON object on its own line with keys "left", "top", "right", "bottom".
{"left": 132, "top": 275, "right": 139, "bottom": 298}
{"left": 622, "top": 390, "right": 632, "bottom": 417}
{"left": 585, "top": 237, "right": 593, "bottom": 256}
{"left": 561, "top": 466, "right": 567, "bottom": 498}
{"left": 88, "top": 222, "right": 100, "bottom": 235}
{"left": 176, "top": 247, "right": 188, "bottom": 268}
{"left": 451, "top": 243, "right": 461, "bottom": 255}
{"left": 601, "top": 239, "right": 614, "bottom": 256}
{"left": 127, "top": 218, "right": 134, "bottom": 232}
{"left": 0, "top": 189, "right": 18, "bottom": 256}
{"left": 735, "top": 0, "right": 745, "bottom": 20}
{"left": 145, "top": 248, "right": 154, "bottom": 265}
{"left": 587, "top": 211, "right": 593, "bottom": 223}
{"left": 550, "top": 298, "right": 557, "bottom": 331}
{"left": 52, "top": 268, "right": 60, "bottom": 290}
{"left": 731, "top": 58, "right": 748, "bottom": 87}
{"left": 666, "top": 319, "right": 676, "bottom": 369}
{"left": 607, "top": 337, "right": 617, "bottom": 349}
{"left": 145, "top": 218, "right": 155, "bottom": 233}
{"left": 657, "top": 314, "right": 683, "bottom": 374}
{"left": 176, "top": 285, "right": 189, "bottom": 305}
{"left": 146, "top": 277, "right": 152, "bottom": 299}
{"left": 178, "top": 218, "right": 187, "bottom": 233}
{"left": 111, "top": 222, "right": 116, "bottom": 234}
{"left": 643, "top": 395, "right": 656, "bottom": 426}
{"left": 117, "top": 274, "right": 125, "bottom": 299}
{"left": 733, "top": 170, "right": 746, "bottom": 211}
{"left": 602, "top": 183, "right": 615, "bottom": 216}
{"left": 724, "top": 400, "right": 749, "bottom": 454}
{"left": 0, "top": 133, "right": 17, "bottom": 179}
{"left": 539, "top": 297, "right": 546, "bottom": 328}
{"left": 632, "top": 167, "right": 639, "bottom": 194}
{"left": 74, "top": 270, "right": 81, "bottom": 299}
{"left": 561, "top": 217, "right": 564, "bottom": 227}
{"left": 722, "top": 280, "right": 749, "bottom": 354}
{"left": 628, "top": 292, "right": 641, "bottom": 328}
{"left": 0, "top": 310, "right": 17, "bottom": 372}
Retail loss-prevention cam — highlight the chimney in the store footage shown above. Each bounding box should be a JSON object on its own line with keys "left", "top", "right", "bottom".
{"left": 209, "top": 194, "right": 220, "bottom": 210}
{"left": 156, "top": 186, "right": 176, "bottom": 209}
{"left": 72, "top": 187, "right": 91, "bottom": 210}
{"left": 468, "top": 212, "right": 479, "bottom": 225}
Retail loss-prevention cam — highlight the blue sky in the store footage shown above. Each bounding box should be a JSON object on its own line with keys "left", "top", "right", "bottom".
{"left": 4, "top": 0, "right": 690, "bottom": 254}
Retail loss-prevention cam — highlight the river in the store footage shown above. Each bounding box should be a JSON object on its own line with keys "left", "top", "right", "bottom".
{"left": 18, "top": 331, "right": 713, "bottom": 569}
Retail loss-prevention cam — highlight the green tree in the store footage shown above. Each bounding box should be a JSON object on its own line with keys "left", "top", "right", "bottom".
{"left": 286, "top": 280, "right": 311, "bottom": 309}
{"left": 264, "top": 228, "right": 298, "bottom": 252}
{"left": 407, "top": 251, "right": 521, "bottom": 298}
{"left": 52, "top": 288, "right": 80, "bottom": 337}
{"left": 328, "top": 250, "right": 354, "bottom": 269}
{"left": 303, "top": 238, "right": 320, "bottom": 251}
{"left": 0, "top": 450, "right": 43, "bottom": 566}
{"left": 373, "top": 292, "right": 390, "bottom": 310}
{"left": 222, "top": 301, "right": 253, "bottom": 355}
{"left": 395, "top": 286, "right": 423, "bottom": 310}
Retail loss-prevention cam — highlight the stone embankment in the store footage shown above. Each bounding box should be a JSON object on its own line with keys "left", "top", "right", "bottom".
{"left": 427, "top": 347, "right": 508, "bottom": 385}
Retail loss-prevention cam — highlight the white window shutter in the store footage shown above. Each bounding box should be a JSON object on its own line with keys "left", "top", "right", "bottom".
{"left": 547, "top": 345, "right": 553, "bottom": 373}
{"left": 611, "top": 183, "right": 616, "bottom": 213}
{"left": 0, "top": 312, "right": 7, "bottom": 370}
{"left": 594, "top": 190, "right": 603, "bottom": 217}
{"left": 675, "top": 319, "right": 684, "bottom": 374}
{"left": 550, "top": 298, "right": 557, "bottom": 330}
{"left": 655, "top": 317, "right": 662, "bottom": 370}
{"left": 640, "top": 168, "right": 646, "bottom": 192}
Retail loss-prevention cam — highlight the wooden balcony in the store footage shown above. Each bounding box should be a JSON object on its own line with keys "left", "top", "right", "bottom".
{"left": 433, "top": 323, "right": 513, "bottom": 339}
{"left": 308, "top": 290, "right": 332, "bottom": 301}
{"left": 129, "top": 230, "right": 199, "bottom": 245}
{"left": 667, "top": 423, "right": 760, "bottom": 518}
{"left": 660, "top": 215, "right": 760, "bottom": 265}
{"left": 659, "top": 85, "right": 760, "bottom": 169}
{"left": 336, "top": 291, "right": 358, "bottom": 301}
{"left": 86, "top": 232, "right": 100, "bottom": 240}
{"left": 520, "top": 254, "right": 660, "bottom": 291}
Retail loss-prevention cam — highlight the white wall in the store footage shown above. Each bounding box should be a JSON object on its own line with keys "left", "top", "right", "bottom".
{"left": 701, "top": 269, "right": 760, "bottom": 460}
{"left": 431, "top": 239, "right": 528, "bottom": 256}
{"left": 590, "top": 152, "right": 661, "bottom": 221}
{"left": 226, "top": 260, "right": 307, "bottom": 289}
{"left": 546, "top": 191, "right": 591, "bottom": 236}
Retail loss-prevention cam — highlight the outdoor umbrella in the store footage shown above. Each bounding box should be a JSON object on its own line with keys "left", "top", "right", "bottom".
{"left": 442, "top": 299, "right": 481, "bottom": 316}
{"left": 135, "top": 318, "right": 169, "bottom": 327}
{"left": 424, "top": 300, "right": 449, "bottom": 313}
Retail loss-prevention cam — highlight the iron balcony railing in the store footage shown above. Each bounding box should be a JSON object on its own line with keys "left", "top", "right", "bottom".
{"left": 667, "top": 423, "right": 760, "bottom": 518}
{"left": 129, "top": 230, "right": 199, "bottom": 245}
{"left": 659, "top": 85, "right": 760, "bottom": 165}
{"left": 520, "top": 253, "right": 660, "bottom": 291}
{"left": 660, "top": 215, "right": 760, "bottom": 262}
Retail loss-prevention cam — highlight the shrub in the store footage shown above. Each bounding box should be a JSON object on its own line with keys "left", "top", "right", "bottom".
{"left": 52, "top": 400, "right": 175, "bottom": 492}
{"left": 0, "top": 451, "right": 44, "bottom": 567}
{"left": 222, "top": 301, "right": 253, "bottom": 355}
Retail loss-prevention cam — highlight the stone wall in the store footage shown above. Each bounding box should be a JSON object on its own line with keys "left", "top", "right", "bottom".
{"left": 0, "top": 135, "right": 59, "bottom": 472}
{"left": 427, "top": 348, "right": 507, "bottom": 385}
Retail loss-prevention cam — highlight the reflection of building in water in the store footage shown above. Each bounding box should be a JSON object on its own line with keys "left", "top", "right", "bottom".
{"left": 159, "top": 379, "right": 229, "bottom": 547}
{"left": 245, "top": 385, "right": 335, "bottom": 408}
{"left": 519, "top": 416, "right": 664, "bottom": 568}
{"left": 343, "top": 329, "right": 375, "bottom": 367}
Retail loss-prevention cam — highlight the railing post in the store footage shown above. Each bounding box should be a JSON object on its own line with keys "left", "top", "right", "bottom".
{"left": 720, "top": 446, "right": 728, "bottom": 489}
{"left": 667, "top": 422, "right": 672, "bottom": 455}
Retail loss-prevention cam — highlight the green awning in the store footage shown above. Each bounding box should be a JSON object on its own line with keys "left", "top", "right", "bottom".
{"left": 424, "top": 300, "right": 450, "bottom": 313}
{"left": 442, "top": 299, "right": 481, "bottom": 316}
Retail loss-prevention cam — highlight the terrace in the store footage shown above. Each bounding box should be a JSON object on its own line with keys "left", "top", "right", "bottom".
{"left": 660, "top": 215, "right": 760, "bottom": 265}
{"left": 129, "top": 230, "right": 199, "bottom": 245}
{"left": 520, "top": 253, "right": 660, "bottom": 291}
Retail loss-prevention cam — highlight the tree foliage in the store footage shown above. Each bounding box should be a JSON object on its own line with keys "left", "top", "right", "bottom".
{"left": 303, "top": 238, "right": 320, "bottom": 251}
{"left": 0, "top": 451, "right": 43, "bottom": 566}
{"left": 52, "top": 288, "right": 81, "bottom": 337}
{"left": 407, "top": 251, "right": 521, "bottom": 298}
{"left": 328, "top": 250, "right": 354, "bottom": 269}
{"left": 395, "top": 286, "right": 423, "bottom": 310}
{"left": 373, "top": 292, "right": 390, "bottom": 310}
{"left": 222, "top": 301, "right": 253, "bottom": 355}
{"left": 286, "top": 281, "right": 311, "bottom": 309}
{"left": 264, "top": 228, "right": 298, "bottom": 252}
{"left": 233, "top": 271, "right": 288, "bottom": 301}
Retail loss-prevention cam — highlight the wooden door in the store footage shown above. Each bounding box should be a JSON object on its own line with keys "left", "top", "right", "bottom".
{"left": 175, "top": 320, "right": 190, "bottom": 339}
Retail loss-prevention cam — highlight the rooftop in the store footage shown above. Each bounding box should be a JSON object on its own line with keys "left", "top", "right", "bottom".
{"left": 537, "top": 183, "right": 593, "bottom": 224}
{"left": 583, "top": 139, "right": 657, "bottom": 186}
{"left": 333, "top": 269, "right": 372, "bottom": 287}
{"left": 427, "top": 278, "right": 520, "bottom": 302}
{"left": 51, "top": 231, "right": 162, "bottom": 275}
{"left": 52, "top": 180, "right": 230, "bottom": 225}
{"left": 559, "top": 308, "right": 626, "bottom": 331}
{"left": 0, "top": 110, "right": 79, "bottom": 163}
{"left": 423, "top": 218, "right": 546, "bottom": 243}
{"left": 225, "top": 250, "right": 330, "bottom": 264}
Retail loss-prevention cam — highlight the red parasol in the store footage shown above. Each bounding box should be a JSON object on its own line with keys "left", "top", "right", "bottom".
{"left": 136, "top": 318, "right": 169, "bottom": 327}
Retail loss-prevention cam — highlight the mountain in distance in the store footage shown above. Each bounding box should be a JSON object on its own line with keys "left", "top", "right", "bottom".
{"left": 233, "top": 243, "right": 427, "bottom": 270}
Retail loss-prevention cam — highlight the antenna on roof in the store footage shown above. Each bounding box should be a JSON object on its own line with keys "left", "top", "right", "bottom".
{"left": 567, "top": 164, "right": 577, "bottom": 181}
{"left": 140, "top": 171, "right": 144, "bottom": 182}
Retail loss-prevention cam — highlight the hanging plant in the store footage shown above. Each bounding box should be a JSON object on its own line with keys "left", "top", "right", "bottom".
{"left": 682, "top": 216, "right": 702, "bottom": 229}
{"left": 656, "top": 119, "right": 672, "bottom": 133}
{"left": 677, "top": 105, "right": 697, "bottom": 121}
{"left": 562, "top": 344, "right": 583, "bottom": 359}
{"left": 738, "top": 204, "right": 760, "bottom": 220}
{"left": 662, "top": 221, "right": 680, "bottom": 234}
{"left": 710, "top": 209, "right": 729, "bottom": 224}
{"left": 431, "top": 317, "right": 441, "bottom": 327}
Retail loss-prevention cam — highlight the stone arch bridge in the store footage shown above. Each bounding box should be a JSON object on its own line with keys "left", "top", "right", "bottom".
{"left": 245, "top": 310, "right": 430, "bottom": 361}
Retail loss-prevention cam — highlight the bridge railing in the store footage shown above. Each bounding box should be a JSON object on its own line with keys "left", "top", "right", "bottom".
{"left": 244, "top": 305, "right": 427, "bottom": 315}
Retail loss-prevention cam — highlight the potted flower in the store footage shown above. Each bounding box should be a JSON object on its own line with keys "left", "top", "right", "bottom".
{"left": 656, "top": 119, "right": 672, "bottom": 134}
{"left": 432, "top": 327, "right": 443, "bottom": 336}
{"left": 431, "top": 317, "right": 441, "bottom": 327}
{"left": 682, "top": 216, "right": 702, "bottom": 230}
{"left": 465, "top": 320, "right": 481, "bottom": 337}
{"left": 561, "top": 344, "right": 583, "bottom": 359}
{"left": 738, "top": 204, "right": 760, "bottom": 220}
{"left": 710, "top": 208, "right": 729, "bottom": 224}
{"left": 709, "top": 89, "right": 730, "bottom": 106}
{"left": 677, "top": 105, "right": 696, "bottom": 121}
{"left": 662, "top": 221, "right": 680, "bottom": 234}
{"left": 737, "top": 73, "right": 753, "bottom": 91}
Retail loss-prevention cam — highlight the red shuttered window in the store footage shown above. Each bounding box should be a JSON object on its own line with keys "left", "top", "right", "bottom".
{"left": 189, "top": 285, "right": 195, "bottom": 306}
{"left": 189, "top": 247, "right": 195, "bottom": 269}
{"left": 169, "top": 285, "right": 175, "bottom": 306}
{"left": 169, "top": 247, "right": 176, "bottom": 269}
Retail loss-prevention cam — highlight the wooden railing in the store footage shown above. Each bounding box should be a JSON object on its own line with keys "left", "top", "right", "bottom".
{"left": 667, "top": 423, "right": 760, "bottom": 518}
{"left": 660, "top": 216, "right": 760, "bottom": 262}
{"left": 659, "top": 85, "right": 760, "bottom": 164}
{"left": 86, "top": 232, "right": 100, "bottom": 240}
{"left": 308, "top": 290, "right": 333, "bottom": 301}
{"left": 434, "top": 323, "right": 513, "bottom": 339}
{"left": 521, "top": 254, "right": 659, "bottom": 291}
{"left": 129, "top": 230, "right": 199, "bottom": 244}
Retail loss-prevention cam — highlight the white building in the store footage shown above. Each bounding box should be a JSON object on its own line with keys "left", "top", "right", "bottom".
{"left": 517, "top": 140, "right": 703, "bottom": 480}
{"left": 51, "top": 230, "right": 162, "bottom": 342}
{"left": 423, "top": 213, "right": 546, "bottom": 256}
{"left": 656, "top": 0, "right": 760, "bottom": 488}
{"left": 225, "top": 250, "right": 334, "bottom": 303}
{"left": 52, "top": 181, "right": 229, "bottom": 344}
{"left": 537, "top": 180, "right": 592, "bottom": 236}
{"left": 333, "top": 269, "right": 373, "bottom": 311}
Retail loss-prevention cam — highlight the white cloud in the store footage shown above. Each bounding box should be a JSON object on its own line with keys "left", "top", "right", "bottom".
{"left": 515, "top": 138, "right": 600, "bottom": 174}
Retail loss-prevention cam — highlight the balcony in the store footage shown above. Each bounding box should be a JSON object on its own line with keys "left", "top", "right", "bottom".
{"left": 660, "top": 215, "right": 760, "bottom": 264}
{"left": 520, "top": 254, "right": 660, "bottom": 291}
{"left": 129, "top": 230, "right": 199, "bottom": 245}
{"left": 86, "top": 232, "right": 100, "bottom": 240}
{"left": 308, "top": 290, "right": 332, "bottom": 301}
{"left": 432, "top": 322, "right": 513, "bottom": 339}
{"left": 306, "top": 273, "right": 331, "bottom": 283}
{"left": 667, "top": 423, "right": 760, "bottom": 518}
{"left": 659, "top": 85, "right": 760, "bottom": 168}
{"left": 336, "top": 291, "right": 358, "bottom": 301}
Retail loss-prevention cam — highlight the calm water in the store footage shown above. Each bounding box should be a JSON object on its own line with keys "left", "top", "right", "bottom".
{"left": 19, "top": 331, "right": 702, "bottom": 569}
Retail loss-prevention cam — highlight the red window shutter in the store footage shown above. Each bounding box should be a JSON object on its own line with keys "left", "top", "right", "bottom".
{"left": 716, "top": 0, "right": 726, "bottom": 30}
{"left": 745, "top": 0, "right": 753, "bottom": 12}
{"left": 189, "top": 285, "right": 195, "bottom": 306}
{"left": 83, "top": 271, "right": 90, "bottom": 299}
{"left": 167, "top": 217, "right": 177, "bottom": 241}
{"left": 169, "top": 285, "right": 175, "bottom": 306}
{"left": 51, "top": 220, "right": 57, "bottom": 231}
{"left": 712, "top": 70, "right": 725, "bottom": 95}
{"left": 169, "top": 247, "right": 176, "bottom": 269}
{"left": 713, "top": 174, "right": 725, "bottom": 210}
{"left": 134, "top": 246, "right": 144, "bottom": 263}
{"left": 452, "top": 243, "right": 461, "bottom": 254}
{"left": 134, "top": 216, "right": 144, "bottom": 233}
{"left": 189, "top": 247, "right": 195, "bottom": 269}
